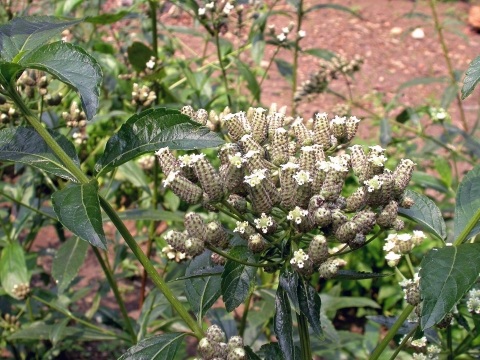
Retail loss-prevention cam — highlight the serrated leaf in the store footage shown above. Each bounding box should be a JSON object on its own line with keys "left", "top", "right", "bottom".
{"left": 419, "top": 244, "right": 480, "bottom": 329}
{"left": 274, "top": 286, "right": 296, "bottom": 360}
{"left": 454, "top": 164, "right": 480, "bottom": 241}
{"left": 102, "top": 209, "right": 183, "bottom": 223}
{"left": 119, "top": 332, "right": 185, "bottom": 360}
{"left": 19, "top": 41, "right": 102, "bottom": 120}
{"left": 297, "top": 278, "right": 323, "bottom": 339}
{"left": 398, "top": 189, "right": 447, "bottom": 241}
{"left": 245, "top": 346, "right": 262, "bottom": 360}
{"left": 434, "top": 157, "right": 452, "bottom": 189}
{"left": 274, "top": 59, "right": 293, "bottom": 85}
{"left": 397, "top": 76, "right": 448, "bottom": 92}
{"left": 220, "top": 246, "right": 257, "bottom": 312}
{"left": 0, "top": 127, "right": 80, "bottom": 182}
{"left": 462, "top": 54, "right": 480, "bottom": 100}
{"left": 260, "top": 343, "right": 286, "bottom": 360}
{"left": 185, "top": 251, "right": 222, "bottom": 320}
{"left": 52, "top": 180, "right": 107, "bottom": 250}
{"left": 85, "top": 11, "right": 129, "bottom": 24}
{"left": 279, "top": 269, "right": 300, "bottom": 314}
{"left": 0, "top": 243, "right": 28, "bottom": 299}
{"left": 0, "top": 16, "right": 82, "bottom": 62}
{"left": 127, "top": 41, "right": 154, "bottom": 73}
{"left": 94, "top": 108, "right": 224, "bottom": 176}
{"left": 304, "top": 3, "right": 362, "bottom": 18}
{"left": 52, "top": 237, "right": 88, "bottom": 294}
{"left": 411, "top": 171, "right": 449, "bottom": 193}
{"left": 334, "top": 270, "right": 392, "bottom": 280}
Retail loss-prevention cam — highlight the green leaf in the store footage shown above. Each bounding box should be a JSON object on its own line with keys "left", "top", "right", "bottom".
{"left": 304, "top": 4, "right": 362, "bottom": 19}
{"left": 274, "top": 59, "right": 293, "bottom": 85}
{"left": 462, "top": 54, "right": 480, "bottom": 100}
{"left": 441, "top": 84, "right": 458, "bottom": 109}
{"left": 297, "top": 277, "right": 323, "bottom": 339}
{"left": 411, "top": 171, "right": 449, "bottom": 193}
{"left": 52, "top": 237, "right": 88, "bottom": 294}
{"left": 320, "top": 295, "right": 380, "bottom": 313}
{"left": 94, "top": 108, "right": 224, "bottom": 176}
{"left": 207, "top": 308, "right": 238, "bottom": 339}
{"left": 85, "top": 11, "right": 129, "bottom": 24}
{"left": 245, "top": 346, "right": 262, "bottom": 360}
{"left": 260, "top": 343, "right": 285, "bottom": 360}
{"left": 434, "top": 157, "right": 452, "bottom": 189}
{"left": 127, "top": 41, "right": 154, "bottom": 73}
{"left": 102, "top": 209, "right": 183, "bottom": 223}
{"left": 454, "top": 164, "right": 480, "bottom": 241}
{"left": 237, "top": 59, "right": 260, "bottom": 102}
{"left": 170, "top": 267, "right": 223, "bottom": 282}
{"left": 380, "top": 116, "right": 391, "bottom": 147}
{"left": 0, "top": 127, "right": 80, "bottom": 182}
{"left": 119, "top": 332, "right": 185, "bottom": 360}
{"left": 0, "top": 16, "right": 82, "bottom": 62}
{"left": 419, "top": 244, "right": 480, "bottom": 329}
{"left": 0, "top": 243, "right": 28, "bottom": 299}
{"left": 274, "top": 286, "right": 296, "bottom": 360}
{"left": 19, "top": 41, "right": 102, "bottom": 120}
{"left": 334, "top": 270, "right": 392, "bottom": 280}
{"left": 398, "top": 189, "right": 447, "bottom": 241}
{"left": 52, "top": 180, "right": 107, "bottom": 250}
{"left": 185, "top": 251, "right": 222, "bottom": 320}
{"left": 279, "top": 269, "right": 300, "bottom": 314}
{"left": 251, "top": 33, "right": 265, "bottom": 65}
{"left": 116, "top": 161, "right": 151, "bottom": 195}
{"left": 50, "top": 318, "right": 69, "bottom": 346}
{"left": 221, "top": 246, "right": 257, "bottom": 312}
{"left": 0, "top": 62, "right": 23, "bottom": 84}
{"left": 303, "top": 48, "right": 337, "bottom": 61}
{"left": 397, "top": 77, "right": 449, "bottom": 92}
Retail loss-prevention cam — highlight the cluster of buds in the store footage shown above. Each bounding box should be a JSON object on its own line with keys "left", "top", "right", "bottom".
{"left": 294, "top": 55, "right": 363, "bottom": 104}
{"left": 0, "top": 103, "right": 20, "bottom": 125}
{"left": 156, "top": 103, "right": 417, "bottom": 278}
{"left": 2, "top": 313, "right": 21, "bottom": 333}
{"left": 467, "top": 288, "right": 480, "bottom": 314}
{"left": 62, "top": 101, "right": 87, "bottom": 128}
{"left": 195, "top": 325, "right": 246, "bottom": 360}
{"left": 12, "top": 283, "right": 30, "bottom": 300}
{"left": 383, "top": 231, "right": 426, "bottom": 267}
{"left": 407, "top": 336, "right": 441, "bottom": 360}
{"left": 197, "top": 0, "right": 243, "bottom": 19}
{"left": 399, "top": 273, "right": 421, "bottom": 306}
{"left": 268, "top": 21, "right": 305, "bottom": 43}
{"left": 428, "top": 107, "right": 449, "bottom": 123}
{"left": 72, "top": 131, "right": 89, "bottom": 146}
{"left": 131, "top": 83, "right": 156, "bottom": 107}
{"left": 17, "top": 69, "right": 48, "bottom": 98}
{"left": 331, "top": 103, "right": 350, "bottom": 118}
{"left": 161, "top": 244, "right": 187, "bottom": 263}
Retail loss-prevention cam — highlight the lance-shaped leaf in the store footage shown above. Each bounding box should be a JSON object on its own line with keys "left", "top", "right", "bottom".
{"left": 274, "top": 286, "right": 296, "bottom": 360}
{"left": 94, "top": 108, "right": 225, "bottom": 176}
{"left": 0, "top": 16, "right": 82, "bottom": 62}
{"left": 19, "top": 41, "right": 102, "bottom": 120}
{"left": 0, "top": 243, "right": 29, "bottom": 299}
{"left": 0, "top": 127, "right": 80, "bottom": 182}
{"left": 297, "top": 278, "right": 323, "bottom": 339}
{"left": 419, "top": 244, "right": 480, "bottom": 329}
{"left": 184, "top": 251, "right": 222, "bottom": 320}
{"left": 121, "top": 332, "right": 186, "bottom": 360}
{"left": 52, "top": 180, "right": 107, "bottom": 250}
{"left": 462, "top": 54, "right": 480, "bottom": 100}
{"left": 398, "top": 190, "right": 446, "bottom": 241}
{"left": 279, "top": 269, "right": 300, "bottom": 314}
{"left": 221, "top": 246, "right": 257, "bottom": 312}
{"left": 52, "top": 237, "right": 89, "bottom": 294}
{"left": 454, "top": 164, "right": 480, "bottom": 241}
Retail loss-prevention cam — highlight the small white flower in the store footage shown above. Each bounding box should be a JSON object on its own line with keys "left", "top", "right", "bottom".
{"left": 223, "top": 2, "right": 234, "bottom": 14}
{"left": 233, "top": 221, "right": 249, "bottom": 234}
{"left": 287, "top": 206, "right": 308, "bottom": 224}
{"left": 317, "top": 161, "right": 330, "bottom": 172}
{"left": 229, "top": 152, "right": 244, "bottom": 168}
{"left": 467, "top": 288, "right": 480, "bottom": 314}
{"left": 412, "top": 354, "right": 427, "bottom": 360}
{"left": 385, "top": 251, "right": 401, "bottom": 267}
{"left": 282, "top": 27, "right": 290, "bottom": 34}
{"left": 398, "top": 278, "right": 413, "bottom": 288}
{"left": 427, "top": 345, "right": 441, "bottom": 357}
{"left": 243, "top": 150, "right": 260, "bottom": 160}
{"left": 154, "top": 147, "right": 170, "bottom": 155}
{"left": 397, "top": 233, "right": 412, "bottom": 242}
{"left": 189, "top": 153, "right": 205, "bottom": 163}
{"left": 290, "top": 249, "right": 309, "bottom": 268}
{"left": 244, "top": 169, "right": 267, "bottom": 187}
{"left": 280, "top": 162, "right": 300, "bottom": 171}
{"left": 298, "top": 30, "right": 306, "bottom": 38}
{"left": 277, "top": 33, "right": 286, "bottom": 42}
{"left": 411, "top": 336, "right": 427, "bottom": 347}
{"left": 411, "top": 28, "right": 425, "bottom": 39}
{"left": 292, "top": 170, "right": 312, "bottom": 185}
{"left": 179, "top": 154, "right": 196, "bottom": 167}
{"left": 146, "top": 58, "right": 156, "bottom": 69}
{"left": 254, "top": 213, "right": 274, "bottom": 233}
{"left": 364, "top": 175, "right": 383, "bottom": 192}
{"left": 205, "top": 2, "right": 214, "bottom": 9}
{"left": 369, "top": 145, "right": 385, "bottom": 153}
{"left": 163, "top": 171, "right": 179, "bottom": 187}
{"left": 331, "top": 115, "right": 346, "bottom": 124}
{"left": 368, "top": 154, "right": 388, "bottom": 166}
{"left": 383, "top": 240, "right": 396, "bottom": 252}
{"left": 198, "top": 7, "right": 206, "bottom": 15}
{"left": 349, "top": 115, "right": 361, "bottom": 124}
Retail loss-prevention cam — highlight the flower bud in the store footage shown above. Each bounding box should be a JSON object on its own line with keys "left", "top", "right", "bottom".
{"left": 313, "top": 206, "right": 332, "bottom": 227}
{"left": 198, "top": 338, "right": 216, "bottom": 359}
{"left": 400, "top": 196, "right": 415, "bottom": 209}
{"left": 348, "top": 233, "right": 366, "bottom": 250}
{"left": 393, "top": 218, "right": 405, "bottom": 231}
{"left": 267, "top": 112, "right": 285, "bottom": 139}
{"left": 181, "top": 105, "right": 195, "bottom": 119}
{"left": 192, "top": 154, "right": 224, "bottom": 203}
{"left": 320, "top": 164, "right": 348, "bottom": 201}
{"left": 318, "top": 259, "right": 339, "bottom": 279}
{"left": 205, "top": 221, "right": 229, "bottom": 248}
{"left": 242, "top": 150, "right": 270, "bottom": 173}
{"left": 335, "top": 221, "right": 358, "bottom": 243}
{"left": 224, "top": 112, "right": 250, "bottom": 141}
{"left": 155, "top": 147, "right": 180, "bottom": 176}
{"left": 227, "top": 336, "right": 244, "bottom": 353}
{"left": 218, "top": 143, "right": 242, "bottom": 165}
{"left": 215, "top": 342, "right": 228, "bottom": 358}
{"left": 298, "top": 146, "right": 316, "bottom": 175}
{"left": 411, "top": 230, "right": 426, "bottom": 246}
{"left": 345, "top": 187, "right": 365, "bottom": 212}
{"left": 396, "top": 233, "right": 413, "bottom": 254}
{"left": 280, "top": 162, "right": 300, "bottom": 209}
{"left": 239, "top": 134, "right": 264, "bottom": 157}
{"left": 211, "top": 252, "right": 226, "bottom": 266}
{"left": 164, "top": 230, "right": 188, "bottom": 253}
{"left": 184, "top": 237, "right": 205, "bottom": 257}
{"left": 185, "top": 213, "right": 207, "bottom": 240}
{"left": 220, "top": 162, "right": 244, "bottom": 193}
{"left": 346, "top": 116, "right": 361, "bottom": 141}
{"left": 351, "top": 209, "right": 376, "bottom": 235}
{"left": 270, "top": 128, "right": 289, "bottom": 165}
{"left": 293, "top": 170, "right": 313, "bottom": 208}
{"left": 376, "top": 200, "right": 398, "bottom": 228}
{"left": 227, "top": 347, "right": 246, "bottom": 360}
{"left": 251, "top": 108, "right": 268, "bottom": 143}
{"left": 393, "top": 159, "right": 416, "bottom": 199}
{"left": 227, "top": 194, "right": 247, "bottom": 213}
{"left": 194, "top": 108, "right": 208, "bottom": 125}
{"left": 405, "top": 285, "right": 421, "bottom": 306}
{"left": 378, "top": 170, "right": 394, "bottom": 205}
{"left": 331, "top": 209, "right": 348, "bottom": 231}
{"left": 331, "top": 115, "right": 347, "bottom": 142}
{"left": 311, "top": 161, "right": 327, "bottom": 194}
{"left": 349, "top": 145, "right": 368, "bottom": 182}
{"left": 364, "top": 175, "right": 384, "bottom": 207}
{"left": 293, "top": 122, "right": 313, "bottom": 147}
{"left": 313, "top": 112, "right": 331, "bottom": 149}
{"left": 163, "top": 171, "right": 203, "bottom": 204}
{"left": 248, "top": 234, "right": 268, "bottom": 253}
{"left": 206, "top": 324, "right": 226, "bottom": 343}
{"left": 308, "top": 235, "right": 329, "bottom": 265}
{"left": 436, "top": 313, "right": 453, "bottom": 329}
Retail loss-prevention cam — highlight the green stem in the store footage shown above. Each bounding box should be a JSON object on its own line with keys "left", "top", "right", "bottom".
{"left": 0, "top": 190, "right": 57, "bottom": 222}
{"left": 388, "top": 324, "right": 417, "bottom": 360}
{"left": 296, "top": 312, "right": 312, "bottom": 360}
{"left": 291, "top": 0, "right": 303, "bottom": 116}
{"left": 149, "top": 0, "right": 158, "bottom": 57}
{"left": 214, "top": 23, "right": 232, "bottom": 108}
{"left": 239, "top": 289, "right": 254, "bottom": 337}
{"left": 32, "top": 294, "right": 129, "bottom": 341}
{"left": 99, "top": 196, "right": 204, "bottom": 339}
{"left": 249, "top": 46, "right": 281, "bottom": 108}
{"left": 91, "top": 246, "right": 137, "bottom": 344}
{"left": 26, "top": 297, "right": 34, "bottom": 322}
{"left": 454, "top": 206, "right": 480, "bottom": 246}
{"left": 447, "top": 325, "right": 453, "bottom": 360}
{"left": 205, "top": 244, "right": 275, "bottom": 268}
{"left": 370, "top": 304, "right": 415, "bottom": 360}
{"left": 453, "top": 331, "right": 480, "bottom": 356}
{"left": 428, "top": 0, "right": 468, "bottom": 133}
{"left": 405, "top": 254, "right": 416, "bottom": 277}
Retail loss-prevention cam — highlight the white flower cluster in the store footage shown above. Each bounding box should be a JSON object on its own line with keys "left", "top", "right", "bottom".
{"left": 467, "top": 288, "right": 480, "bottom": 314}
{"left": 254, "top": 213, "right": 274, "bottom": 234}
{"left": 290, "top": 249, "right": 309, "bottom": 268}
{"left": 287, "top": 206, "right": 308, "bottom": 224}
{"left": 383, "top": 231, "right": 426, "bottom": 267}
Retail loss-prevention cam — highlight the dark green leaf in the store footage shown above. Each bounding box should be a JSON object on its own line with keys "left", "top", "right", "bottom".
{"left": 411, "top": 171, "right": 449, "bottom": 193}
{"left": 52, "top": 180, "right": 107, "bottom": 250}
{"left": 321, "top": 295, "right": 380, "bottom": 313}
{"left": 279, "top": 269, "right": 300, "bottom": 314}
{"left": 207, "top": 308, "right": 237, "bottom": 339}
{"left": 419, "top": 244, "right": 480, "bottom": 329}
{"left": 102, "top": 209, "right": 183, "bottom": 223}
{"left": 260, "top": 343, "right": 285, "bottom": 360}
{"left": 397, "top": 77, "right": 448, "bottom": 92}
{"left": 398, "top": 190, "right": 446, "bottom": 241}
{"left": 441, "top": 84, "right": 458, "bottom": 109}
{"left": 50, "top": 318, "right": 69, "bottom": 345}
{"left": 137, "top": 289, "right": 170, "bottom": 341}
{"left": 0, "top": 16, "right": 82, "bottom": 62}
{"left": 303, "top": 48, "right": 337, "bottom": 61}
{"left": 454, "top": 164, "right": 480, "bottom": 241}
{"left": 443, "top": 124, "right": 480, "bottom": 158}
{"left": 221, "top": 246, "right": 257, "bottom": 312}
{"left": 85, "top": 11, "right": 129, "bottom": 24}
{"left": 251, "top": 33, "right": 265, "bottom": 65}
{"left": 127, "top": 42, "right": 154, "bottom": 73}
{"left": 0, "top": 127, "right": 80, "bottom": 182}
{"left": 434, "top": 157, "right": 452, "bottom": 189}
{"left": 237, "top": 60, "right": 260, "bottom": 102}
{"left": 304, "top": 4, "right": 362, "bottom": 19}
{"left": 297, "top": 278, "right": 323, "bottom": 338}
{"left": 94, "top": 108, "right": 224, "bottom": 176}
{"left": 396, "top": 107, "right": 420, "bottom": 125}
{"left": 380, "top": 116, "right": 391, "bottom": 147}
{"left": 245, "top": 346, "right": 262, "bottom": 360}
{"left": 52, "top": 237, "right": 89, "bottom": 294}
{"left": 119, "top": 332, "right": 185, "bottom": 360}
{"left": 0, "top": 243, "right": 28, "bottom": 299}
{"left": 170, "top": 267, "right": 223, "bottom": 282}
{"left": 462, "top": 54, "right": 480, "bottom": 100}
{"left": 185, "top": 251, "right": 222, "bottom": 320}
{"left": 0, "top": 62, "right": 23, "bottom": 84}
{"left": 274, "top": 59, "right": 293, "bottom": 85}
{"left": 274, "top": 286, "right": 298, "bottom": 360}
{"left": 334, "top": 270, "right": 392, "bottom": 280}
{"left": 19, "top": 41, "right": 102, "bottom": 120}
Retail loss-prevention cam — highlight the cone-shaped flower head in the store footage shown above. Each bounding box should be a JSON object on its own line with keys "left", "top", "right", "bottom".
{"left": 290, "top": 249, "right": 309, "bottom": 268}
{"left": 287, "top": 206, "right": 309, "bottom": 224}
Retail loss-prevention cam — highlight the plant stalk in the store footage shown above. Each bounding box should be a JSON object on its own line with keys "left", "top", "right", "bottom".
{"left": 296, "top": 312, "right": 312, "bottom": 360}
{"left": 291, "top": 0, "right": 304, "bottom": 115}
{"left": 214, "top": 22, "right": 233, "bottom": 108}
{"left": 239, "top": 289, "right": 254, "bottom": 337}
{"left": 454, "top": 206, "right": 480, "bottom": 245}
